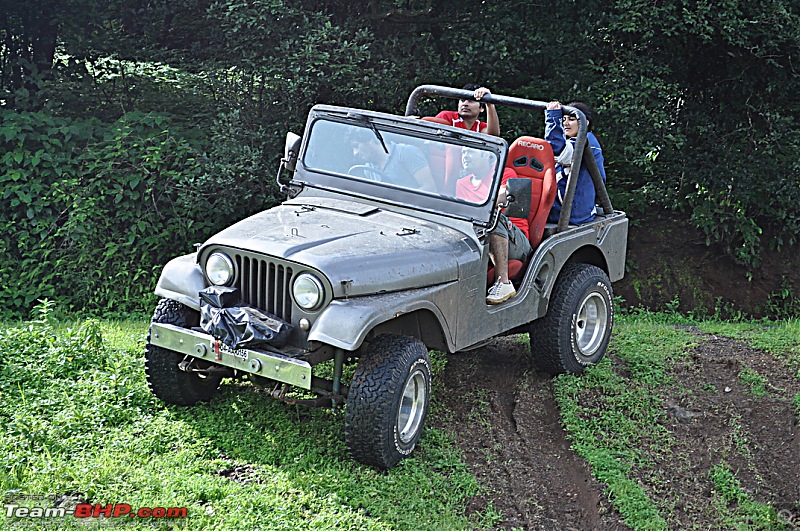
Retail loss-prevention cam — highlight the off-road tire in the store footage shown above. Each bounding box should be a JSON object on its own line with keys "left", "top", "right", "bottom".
{"left": 529, "top": 263, "right": 613, "bottom": 375}
{"left": 345, "top": 334, "right": 431, "bottom": 469}
{"left": 145, "top": 298, "right": 222, "bottom": 405}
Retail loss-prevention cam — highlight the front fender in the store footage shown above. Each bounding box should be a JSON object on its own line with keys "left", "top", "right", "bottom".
{"left": 308, "top": 284, "right": 456, "bottom": 352}
{"left": 154, "top": 253, "right": 207, "bottom": 311}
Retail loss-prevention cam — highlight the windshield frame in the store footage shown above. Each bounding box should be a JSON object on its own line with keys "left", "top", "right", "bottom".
{"left": 292, "top": 105, "right": 508, "bottom": 226}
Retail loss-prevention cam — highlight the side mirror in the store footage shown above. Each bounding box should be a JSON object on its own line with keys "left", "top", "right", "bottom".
{"left": 503, "top": 178, "right": 531, "bottom": 219}
{"left": 283, "top": 132, "right": 302, "bottom": 172}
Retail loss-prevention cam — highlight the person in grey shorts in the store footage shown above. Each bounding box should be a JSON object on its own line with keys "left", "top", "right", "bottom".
{"left": 455, "top": 147, "right": 531, "bottom": 304}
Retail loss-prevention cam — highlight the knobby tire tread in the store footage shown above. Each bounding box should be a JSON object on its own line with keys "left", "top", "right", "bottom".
{"left": 529, "top": 263, "right": 612, "bottom": 375}
{"left": 345, "top": 334, "right": 430, "bottom": 469}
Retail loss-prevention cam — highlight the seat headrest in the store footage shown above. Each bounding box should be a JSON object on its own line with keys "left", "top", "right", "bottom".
{"left": 507, "top": 136, "right": 554, "bottom": 178}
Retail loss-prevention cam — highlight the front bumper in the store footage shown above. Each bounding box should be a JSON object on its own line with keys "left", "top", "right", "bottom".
{"left": 149, "top": 323, "right": 312, "bottom": 390}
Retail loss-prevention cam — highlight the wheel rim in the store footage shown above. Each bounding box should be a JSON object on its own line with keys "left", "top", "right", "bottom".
{"left": 397, "top": 368, "right": 428, "bottom": 444}
{"left": 574, "top": 291, "right": 609, "bottom": 358}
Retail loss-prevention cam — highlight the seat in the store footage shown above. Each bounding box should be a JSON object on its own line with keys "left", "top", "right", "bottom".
{"left": 487, "top": 136, "right": 557, "bottom": 285}
{"left": 506, "top": 136, "right": 557, "bottom": 250}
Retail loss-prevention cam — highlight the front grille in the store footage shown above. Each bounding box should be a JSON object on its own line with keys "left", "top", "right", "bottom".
{"left": 232, "top": 253, "right": 294, "bottom": 322}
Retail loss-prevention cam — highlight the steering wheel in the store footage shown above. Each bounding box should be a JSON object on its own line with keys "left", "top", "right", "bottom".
{"left": 348, "top": 164, "right": 388, "bottom": 181}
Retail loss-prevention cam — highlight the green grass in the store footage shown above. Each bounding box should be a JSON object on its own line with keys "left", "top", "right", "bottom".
{"left": 552, "top": 315, "right": 697, "bottom": 530}
{"left": 0, "top": 309, "right": 481, "bottom": 530}
{"left": 552, "top": 313, "right": 800, "bottom": 530}
{"left": 708, "top": 461, "right": 785, "bottom": 530}
{"left": 737, "top": 367, "right": 769, "bottom": 396}
{"left": 2, "top": 305, "right": 799, "bottom": 530}
{"left": 698, "top": 318, "right": 800, "bottom": 373}
{"left": 701, "top": 318, "right": 800, "bottom": 406}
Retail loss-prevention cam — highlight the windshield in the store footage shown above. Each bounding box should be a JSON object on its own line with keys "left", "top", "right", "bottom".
{"left": 302, "top": 118, "right": 500, "bottom": 207}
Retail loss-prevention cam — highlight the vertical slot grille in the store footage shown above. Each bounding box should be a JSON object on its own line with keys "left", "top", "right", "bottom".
{"left": 233, "top": 253, "right": 293, "bottom": 322}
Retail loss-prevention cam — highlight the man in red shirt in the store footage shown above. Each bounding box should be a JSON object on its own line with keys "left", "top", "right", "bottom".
{"left": 455, "top": 148, "right": 531, "bottom": 304}
{"left": 487, "top": 173, "right": 531, "bottom": 304}
{"left": 454, "top": 147, "right": 493, "bottom": 203}
{"left": 436, "top": 84, "right": 500, "bottom": 136}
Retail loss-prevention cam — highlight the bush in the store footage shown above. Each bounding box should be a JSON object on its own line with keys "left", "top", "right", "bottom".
{"left": 1, "top": 111, "right": 203, "bottom": 317}
{"left": 1, "top": 104, "right": 290, "bottom": 318}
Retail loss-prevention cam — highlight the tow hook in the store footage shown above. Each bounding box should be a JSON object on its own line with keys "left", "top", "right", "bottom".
{"left": 178, "top": 356, "right": 195, "bottom": 373}
{"left": 178, "top": 356, "right": 234, "bottom": 378}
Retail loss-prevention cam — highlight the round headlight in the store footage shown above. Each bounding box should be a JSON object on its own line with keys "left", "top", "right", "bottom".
{"left": 292, "top": 273, "right": 324, "bottom": 310}
{"left": 205, "top": 252, "right": 234, "bottom": 286}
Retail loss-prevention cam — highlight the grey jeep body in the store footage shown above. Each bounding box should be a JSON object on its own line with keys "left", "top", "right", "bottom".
{"left": 146, "top": 85, "right": 627, "bottom": 466}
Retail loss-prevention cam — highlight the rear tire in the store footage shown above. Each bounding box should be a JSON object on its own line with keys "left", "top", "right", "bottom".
{"left": 529, "top": 263, "right": 613, "bottom": 375}
{"left": 145, "top": 298, "right": 222, "bottom": 405}
{"left": 345, "top": 335, "right": 431, "bottom": 469}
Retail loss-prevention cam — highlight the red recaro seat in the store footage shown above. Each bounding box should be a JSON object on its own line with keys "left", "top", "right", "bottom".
{"left": 488, "top": 136, "right": 557, "bottom": 285}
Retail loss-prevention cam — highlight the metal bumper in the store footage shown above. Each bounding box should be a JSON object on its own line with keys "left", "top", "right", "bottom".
{"left": 149, "top": 323, "right": 312, "bottom": 390}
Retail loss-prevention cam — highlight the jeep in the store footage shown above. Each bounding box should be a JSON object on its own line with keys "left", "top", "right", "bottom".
{"left": 145, "top": 85, "right": 628, "bottom": 469}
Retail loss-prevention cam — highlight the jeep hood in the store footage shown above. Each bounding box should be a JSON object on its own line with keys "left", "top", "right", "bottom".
{"left": 202, "top": 198, "right": 477, "bottom": 297}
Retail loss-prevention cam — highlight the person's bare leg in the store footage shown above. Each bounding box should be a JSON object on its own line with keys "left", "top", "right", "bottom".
{"left": 487, "top": 234, "right": 516, "bottom": 304}
{"left": 489, "top": 233, "right": 510, "bottom": 283}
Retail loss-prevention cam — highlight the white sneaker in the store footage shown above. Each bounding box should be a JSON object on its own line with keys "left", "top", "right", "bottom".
{"left": 486, "top": 281, "right": 516, "bottom": 305}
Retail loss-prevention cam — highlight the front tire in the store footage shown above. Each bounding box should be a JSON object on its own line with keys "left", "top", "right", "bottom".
{"left": 529, "top": 263, "right": 613, "bottom": 375}
{"left": 345, "top": 335, "right": 431, "bottom": 469}
{"left": 145, "top": 298, "right": 222, "bottom": 405}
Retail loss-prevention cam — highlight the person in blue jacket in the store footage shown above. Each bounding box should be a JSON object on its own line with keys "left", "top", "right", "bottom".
{"left": 544, "top": 101, "right": 606, "bottom": 225}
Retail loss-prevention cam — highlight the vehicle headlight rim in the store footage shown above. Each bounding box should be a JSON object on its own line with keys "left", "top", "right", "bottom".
{"left": 205, "top": 252, "right": 234, "bottom": 286}
{"left": 293, "top": 273, "right": 325, "bottom": 311}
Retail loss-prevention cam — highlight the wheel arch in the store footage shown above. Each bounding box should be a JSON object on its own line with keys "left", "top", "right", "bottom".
{"left": 308, "top": 291, "right": 455, "bottom": 352}
{"left": 565, "top": 244, "right": 609, "bottom": 277}
{"left": 368, "top": 309, "right": 449, "bottom": 352}
{"left": 154, "top": 253, "right": 206, "bottom": 311}
{"left": 533, "top": 244, "right": 611, "bottom": 330}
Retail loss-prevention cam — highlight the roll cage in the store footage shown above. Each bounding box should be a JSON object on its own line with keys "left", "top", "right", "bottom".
{"left": 405, "top": 84, "right": 614, "bottom": 233}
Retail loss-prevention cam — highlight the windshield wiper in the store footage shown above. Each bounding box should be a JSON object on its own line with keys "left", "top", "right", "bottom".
{"left": 348, "top": 113, "right": 389, "bottom": 154}
{"left": 367, "top": 121, "right": 389, "bottom": 154}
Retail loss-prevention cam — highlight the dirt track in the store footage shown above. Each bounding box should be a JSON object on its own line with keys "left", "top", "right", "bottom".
{"left": 432, "top": 333, "right": 799, "bottom": 530}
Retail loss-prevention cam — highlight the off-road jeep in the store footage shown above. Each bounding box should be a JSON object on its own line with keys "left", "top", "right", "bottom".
{"left": 145, "top": 85, "right": 628, "bottom": 469}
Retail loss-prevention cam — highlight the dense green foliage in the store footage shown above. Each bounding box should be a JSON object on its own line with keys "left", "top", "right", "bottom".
{"left": 1, "top": 0, "right": 799, "bottom": 316}
{"left": 1, "top": 110, "right": 206, "bottom": 315}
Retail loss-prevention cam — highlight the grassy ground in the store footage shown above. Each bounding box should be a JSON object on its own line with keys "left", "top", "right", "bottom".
{"left": 1, "top": 303, "right": 798, "bottom": 530}
{"left": 0, "top": 309, "right": 479, "bottom": 530}
{"left": 552, "top": 313, "right": 800, "bottom": 530}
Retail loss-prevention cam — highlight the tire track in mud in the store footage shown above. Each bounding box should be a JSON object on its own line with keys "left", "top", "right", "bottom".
{"left": 431, "top": 329, "right": 799, "bottom": 529}
{"left": 431, "top": 336, "right": 628, "bottom": 530}
{"left": 648, "top": 331, "right": 800, "bottom": 528}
